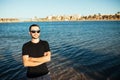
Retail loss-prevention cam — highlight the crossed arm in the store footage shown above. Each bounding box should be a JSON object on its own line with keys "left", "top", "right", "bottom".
{"left": 22, "top": 51, "right": 51, "bottom": 67}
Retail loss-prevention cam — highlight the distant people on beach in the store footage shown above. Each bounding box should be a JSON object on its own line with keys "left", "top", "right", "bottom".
{"left": 22, "top": 24, "right": 51, "bottom": 80}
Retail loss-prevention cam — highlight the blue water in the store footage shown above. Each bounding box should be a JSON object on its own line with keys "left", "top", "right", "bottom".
{"left": 0, "top": 21, "right": 120, "bottom": 80}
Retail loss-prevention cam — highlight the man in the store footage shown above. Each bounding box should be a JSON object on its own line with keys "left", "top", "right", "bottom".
{"left": 22, "top": 24, "right": 51, "bottom": 80}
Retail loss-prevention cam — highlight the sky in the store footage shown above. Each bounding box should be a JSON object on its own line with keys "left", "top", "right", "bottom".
{"left": 0, "top": 0, "right": 120, "bottom": 18}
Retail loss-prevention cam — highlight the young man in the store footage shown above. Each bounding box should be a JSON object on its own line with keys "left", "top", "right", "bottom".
{"left": 22, "top": 24, "right": 51, "bottom": 80}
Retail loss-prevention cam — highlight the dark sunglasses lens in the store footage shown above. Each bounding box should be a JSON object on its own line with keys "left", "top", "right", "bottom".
{"left": 37, "top": 31, "right": 40, "bottom": 33}
{"left": 31, "top": 31, "right": 35, "bottom": 33}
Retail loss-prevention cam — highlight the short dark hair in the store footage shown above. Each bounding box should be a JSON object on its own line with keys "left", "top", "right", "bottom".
{"left": 29, "top": 24, "right": 40, "bottom": 31}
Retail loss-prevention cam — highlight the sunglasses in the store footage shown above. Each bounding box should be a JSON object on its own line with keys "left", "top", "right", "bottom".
{"left": 30, "top": 30, "right": 40, "bottom": 33}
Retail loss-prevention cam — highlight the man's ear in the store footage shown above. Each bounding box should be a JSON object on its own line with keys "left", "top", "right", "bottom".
{"left": 29, "top": 32, "right": 31, "bottom": 35}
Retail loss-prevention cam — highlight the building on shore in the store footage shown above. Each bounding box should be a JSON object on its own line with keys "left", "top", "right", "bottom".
{"left": 0, "top": 18, "right": 20, "bottom": 23}
{"left": 0, "top": 12, "right": 120, "bottom": 23}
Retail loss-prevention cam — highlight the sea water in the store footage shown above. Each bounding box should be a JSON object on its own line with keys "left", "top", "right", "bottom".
{"left": 0, "top": 21, "right": 120, "bottom": 80}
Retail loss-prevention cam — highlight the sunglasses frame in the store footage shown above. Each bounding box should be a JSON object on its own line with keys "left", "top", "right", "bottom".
{"left": 30, "top": 30, "right": 40, "bottom": 33}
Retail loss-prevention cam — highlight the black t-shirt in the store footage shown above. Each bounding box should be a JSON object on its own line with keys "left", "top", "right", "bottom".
{"left": 22, "top": 40, "right": 50, "bottom": 78}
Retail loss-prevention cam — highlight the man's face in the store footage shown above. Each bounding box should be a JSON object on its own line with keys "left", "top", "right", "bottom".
{"left": 30, "top": 26, "right": 40, "bottom": 39}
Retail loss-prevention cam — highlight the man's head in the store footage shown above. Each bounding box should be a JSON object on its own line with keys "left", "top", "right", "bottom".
{"left": 29, "top": 24, "right": 40, "bottom": 39}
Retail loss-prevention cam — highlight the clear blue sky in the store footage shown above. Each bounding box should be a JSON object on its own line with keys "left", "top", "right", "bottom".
{"left": 0, "top": 0, "right": 120, "bottom": 18}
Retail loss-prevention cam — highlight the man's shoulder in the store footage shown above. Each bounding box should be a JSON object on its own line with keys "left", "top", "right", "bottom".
{"left": 23, "top": 41, "right": 31, "bottom": 47}
{"left": 40, "top": 40, "right": 49, "bottom": 44}
{"left": 41, "top": 40, "right": 47, "bottom": 42}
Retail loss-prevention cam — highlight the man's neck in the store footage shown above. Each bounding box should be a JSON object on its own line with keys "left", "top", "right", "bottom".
{"left": 31, "top": 38, "right": 40, "bottom": 43}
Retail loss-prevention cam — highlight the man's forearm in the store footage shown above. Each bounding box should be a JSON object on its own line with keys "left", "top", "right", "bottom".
{"left": 30, "top": 56, "right": 50, "bottom": 63}
{"left": 29, "top": 51, "right": 51, "bottom": 63}
{"left": 24, "top": 61, "right": 42, "bottom": 67}
{"left": 23, "top": 55, "right": 43, "bottom": 67}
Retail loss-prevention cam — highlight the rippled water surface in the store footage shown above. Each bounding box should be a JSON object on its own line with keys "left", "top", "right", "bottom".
{"left": 0, "top": 21, "right": 120, "bottom": 80}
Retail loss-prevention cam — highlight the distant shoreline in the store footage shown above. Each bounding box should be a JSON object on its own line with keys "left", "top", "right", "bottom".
{"left": 0, "top": 20, "right": 120, "bottom": 23}
{"left": 0, "top": 12, "right": 120, "bottom": 23}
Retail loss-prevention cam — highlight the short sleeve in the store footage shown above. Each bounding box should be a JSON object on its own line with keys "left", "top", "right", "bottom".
{"left": 44, "top": 41, "right": 50, "bottom": 52}
{"left": 22, "top": 44, "right": 28, "bottom": 55}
